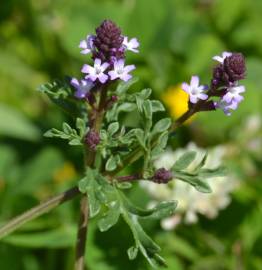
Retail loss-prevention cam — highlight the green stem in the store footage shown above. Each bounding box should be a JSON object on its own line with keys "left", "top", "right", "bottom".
{"left": 0, "top": 186, "right": 80, "bottom": 240}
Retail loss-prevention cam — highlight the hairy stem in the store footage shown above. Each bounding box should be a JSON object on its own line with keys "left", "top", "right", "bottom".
{"left": 75, "top": 84, "right": 109, "bottom": 270}
{"left": 74, "top": 196, "right": 89, "bottom": 270}
{"left": 0, "top": 186, "right": 80, "bottom": 240}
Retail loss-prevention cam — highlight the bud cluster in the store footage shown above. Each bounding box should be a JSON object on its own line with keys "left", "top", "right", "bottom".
{"left": 153, "top": 168, "right": 173, "bottom": 184}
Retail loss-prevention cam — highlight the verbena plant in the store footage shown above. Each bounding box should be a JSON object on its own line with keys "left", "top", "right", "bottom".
{"left": 0, "top": 20, "right": 246, "bottom": 269}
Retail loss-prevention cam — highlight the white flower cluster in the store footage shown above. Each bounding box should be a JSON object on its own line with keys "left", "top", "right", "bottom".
{"left": 141, "top": 143, "right": 238, "bottom": 230}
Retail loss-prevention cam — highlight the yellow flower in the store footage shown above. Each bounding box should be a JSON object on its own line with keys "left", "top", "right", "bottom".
{"left": 162, "top": 84, "right": 195, "bottom": 124}
{"left": 53, "top": 162, "right": 77, "bottom": 184}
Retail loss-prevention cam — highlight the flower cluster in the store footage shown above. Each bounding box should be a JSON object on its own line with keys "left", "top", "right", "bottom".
{"left": 212, "top": 52, "right": 246, "bottom": 115}
{"left": 70, "top": 20, "right": 139, "bottom": 99}
{"left": 181, "top": 51, "right": 246, "bottom": 115}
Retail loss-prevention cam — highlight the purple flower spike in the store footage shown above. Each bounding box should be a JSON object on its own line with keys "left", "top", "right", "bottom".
{"left": 79, "top": 35, "right": 95, "bottom": 54}
{"left": 81, "top": 58, "right": 110, "bottom": 83}
{"left": 213, "top": 51, "right": 232, "bottom": 63}
{"left": 122, "top": 36, "right": 139, "bottom": 53}
{"left": 71, "top": 78, "right": 94, "bottom": 99}
{"left": 222, "top": 85, "right": 245, "bottom": 104}
{"left": 108, "top": 59, "right": 135, "bottom": 82}
{"left": 182, "top": 76, "right": 208, "bottom": 104}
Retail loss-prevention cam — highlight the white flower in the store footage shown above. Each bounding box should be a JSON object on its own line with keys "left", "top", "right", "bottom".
{"left": 182, "top": 76, "right": 208, "bottom": 104}
{"left": 79, "top": 35, "right": 95, "bottom": 54}
{"left": 213, "top": 51, "right": 232, "bottom": 63}
{"left": 108, "top": 59, "right": 135, "bottom": 82}
{"left": 81, "top": 58, "right": 110, "bottom": 83}
{"left": 122, "top": 36, "right": 139, "bottom": 53}
{"left": 222, "top": 85, "right": 245, "bottom": 104}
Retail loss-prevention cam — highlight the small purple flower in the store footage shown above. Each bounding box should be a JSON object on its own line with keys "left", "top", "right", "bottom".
{"left": 81, "top": 58, "right": 110, "bottom": 83}
{"left": 108, "top": 59, "right": 135, "bottom": 82}
{"left": 215, "top": 99, "right": 239, "bottom": 116}
{"left": 122, "top": 36, "right": 139, "bottom": 53}
{"left": 79, "top": 35, "right": 95, "bottom": 54}
{"left": 222, "top": 85, "right": 245, "bottom": 104}
{"left": 213, "top": 51, "right": 232, "bottom": 63}
{"left": 71, "top": 78, "right": 94, "bottom": 99}
{"left": 182, "top": 76, "right": 208, "bottom": 104}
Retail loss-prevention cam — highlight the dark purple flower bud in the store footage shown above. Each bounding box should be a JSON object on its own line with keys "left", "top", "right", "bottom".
{"left": 211, "top": 53, "right": 246, "bottom": 90}
{"left": 85, "top": 130, "right": 100, "bottom": 151}
{"left": 93, "top": 20, "right": 125, "bottom": 62}
{"left": 153, "top": 168, "right": 173, "bottom": 184}
{"left": 223, "top": 53, "right": 246, "bottom": 82}
{"left": 111, "top": 95, "right": 118, "bottom": 102}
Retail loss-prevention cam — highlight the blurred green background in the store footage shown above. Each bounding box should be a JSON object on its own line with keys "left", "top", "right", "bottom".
{"left": 0, "top": 0, "right": 262, "bottom": 269}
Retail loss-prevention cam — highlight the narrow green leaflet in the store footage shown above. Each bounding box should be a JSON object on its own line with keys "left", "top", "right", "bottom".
{"left": 38, "top": 79, "right": 80, "bottom": 116}
{"left": 134, "top": 129, "right": 146, "bottom": 149}
{"left": 44, "top": 118, "right": 87, "bottom": 146}
{"left": 198, "top": 166, "right": 227, "bottom": 178}
{"left": 78, "top": 169, "right": 101, "bottom": 218}
{"left": 98, "top": 201, "right": 120, "bottom": 232}
{"left": 105, "top": 155, "right": 120, "bottom": 171}
{"left": 119, "top": 191, "right": 177, "bottom": 219}
{"left": 116, "top": 77, "right": 138, "bottom": 95}
{"left": 38, "top": 79, "right": 71, "bottom": 99}
{"left": 151, "top": 118, "right": 171, "bottom": 136}
{"left": 143, "top": 100, "right": 153, "bottom": 120}
{"left": 107, "top": 122, "right": 119, "bottom": 136}
{"left": 172, "top": 151, "right": 197, "bottom": 171}
{"left": 174, "top": 172, "right": 212, "bottom": 193}
{"left": 151, "top": 100, "right": 165, "bottom": 112}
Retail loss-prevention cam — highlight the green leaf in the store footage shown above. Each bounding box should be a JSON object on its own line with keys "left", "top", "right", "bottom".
{"left": 78, "top": 169, "right": 101, "bottom": 217}
{"left": 175, "top": 172, "right": 212, "bottom": 193}
{"left": 98, "top": 201, "right": 120, "bottom": 232}
{"left": 137, "top": 88, "right": 152, "bottom": 99}
{"left": 108, "top": 122, "right": 119, "bottom": 136}
{"left": 151, "top": 100, "right": 165, "bottom": 112}
{"left": 117, "top": 103, "right": 137, "bottom": 114}
{"left": 119, "top": 191, "right": 176, "bottom": 219}
{"left": 76, "top": 118, "right": 86, "bottom": 137}
{"left": 69, "top": 138, "right": 82, "bottom": 145}
{"left": 116, "top": 77, "right": 138, "bottom": 95}
{"left": 116, "top": 182, "right": 133, "bottom": 189}
{"left": 38, "top": 79, "right": 71, "bottom": 99}
{"left": 143, "top": 201, "right": 178, "bottom": 220}
{"left": 105, "top": 156, "right": 118, "bottom": 171}
{"left": 136, "top": 96, "right": 144, "bottom": 113}
{"left": 143, "top": 100, "right": 153, "bottom": 120}
{"left": 151, "top": 118, "right": 171, "bottom": 135}
{"left": 199, "top": 166, "right": 227, "bottom": 178}
{"left": 127, "top": 246, "right": 139, "bottom": 260}
{"left": 44, "top": 122, "right": 82, "bottom": 145}
{"left": 172, "top": 151, "right": 197, "bottom": 171}
{"left": 134, "top": 129, "right": 146, "bottom": 148}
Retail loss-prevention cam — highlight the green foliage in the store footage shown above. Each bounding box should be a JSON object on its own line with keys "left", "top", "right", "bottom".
{"left": 78, "top": 168, "right": 177, "bottom": 268}
{"left": 171, "top": 151, "right": 227, "bottom": 193}
{"left": 44, "top": 118, "right": 87, "bottom": 146}
{"left": 1, "top": 0, "right": 262, "bottom": 269}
